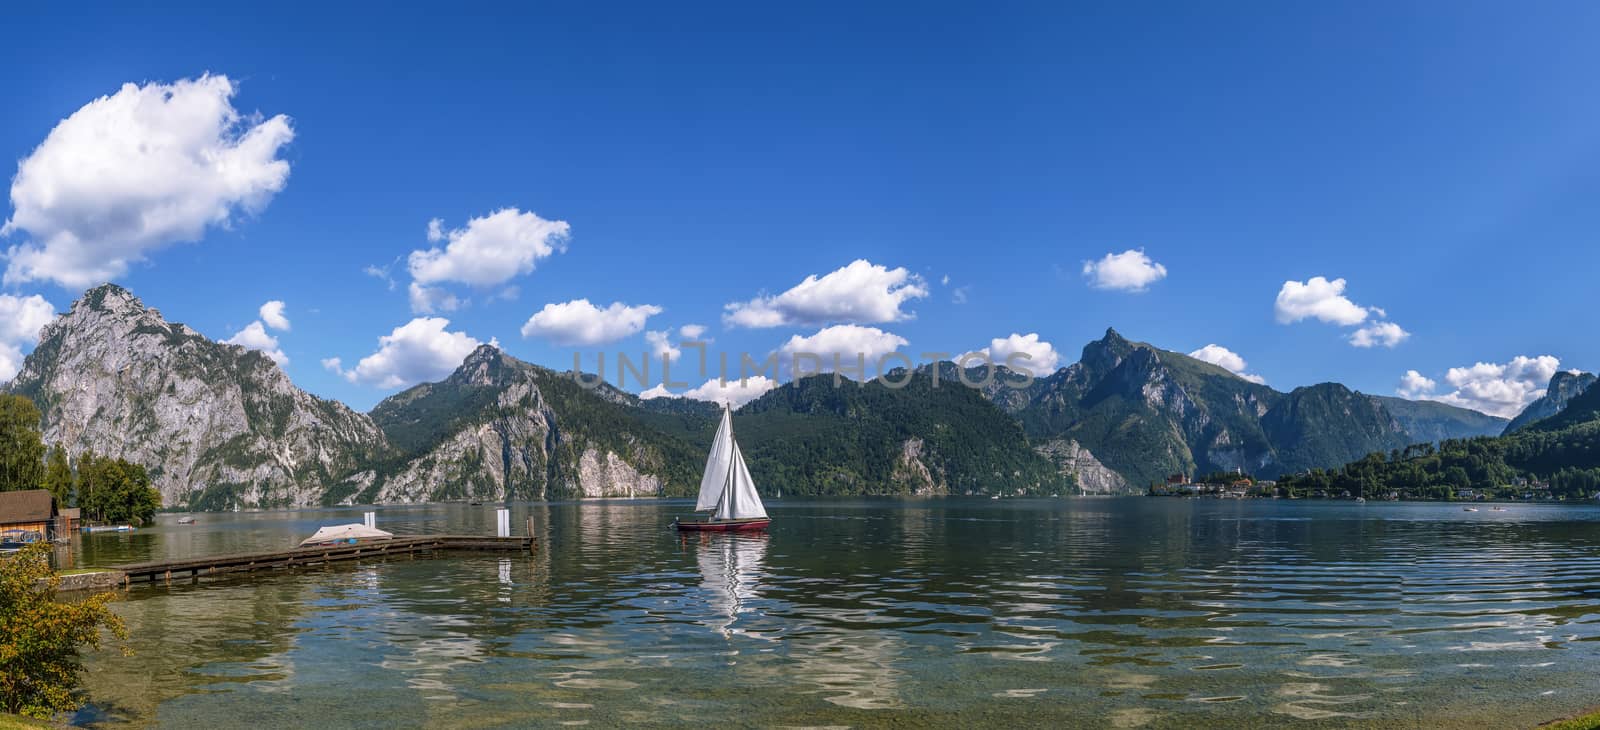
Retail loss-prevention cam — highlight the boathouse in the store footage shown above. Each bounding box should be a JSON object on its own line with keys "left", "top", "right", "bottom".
{"left": 0, "top": 489, "right": 58, "bottom": 541}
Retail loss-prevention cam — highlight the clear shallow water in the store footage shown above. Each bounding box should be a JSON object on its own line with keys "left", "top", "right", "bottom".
{"left": 67, "top": 498, "right": 1600, "bottom": 728}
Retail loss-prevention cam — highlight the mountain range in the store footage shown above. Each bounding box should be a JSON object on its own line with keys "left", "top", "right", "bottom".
{"left": 1277, "top": 366, "right": 1600, "bottom": 498}
{"left": 991, "top": 329, "right": 1506, "bottom": 489}
{"left": 2, "top": 285, "right": 1527, "bottom": 509}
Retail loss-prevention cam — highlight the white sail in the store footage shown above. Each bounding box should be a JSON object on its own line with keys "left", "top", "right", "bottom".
{"left": 695, "top": 407, "right": 733, "bottom": 511}
{"left": 715, "top": 440, "right": 768, "bottom": 520}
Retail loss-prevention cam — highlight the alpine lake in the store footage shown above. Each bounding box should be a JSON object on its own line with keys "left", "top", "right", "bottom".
{"left": 61, "top": 497, "right": 1600, "bottom": 728}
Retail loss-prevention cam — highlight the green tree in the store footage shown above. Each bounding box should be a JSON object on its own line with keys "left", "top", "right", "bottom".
{"left": 0, "top": 543, "right": 128, "bottom": 718}
{"left": 72, "top": 451, "right": 94, "bottom": 515}
{"left": 42, "top": 445, "right": 73, "bottom": 506}
{"left": 0, "top": 395, "right": 45, "bottom": 492}
{"left": 78, "top": 456, "right": 159, "bottom": 525}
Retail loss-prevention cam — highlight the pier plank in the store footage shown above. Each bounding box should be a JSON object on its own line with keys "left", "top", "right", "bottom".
{"left": 113, "top": 535, "right": 536, "bottom": 583}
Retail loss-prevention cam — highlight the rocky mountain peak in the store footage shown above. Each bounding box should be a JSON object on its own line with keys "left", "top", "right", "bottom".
{"left": 1505, "top": 370, "right": 1598, "bottom": 433}
{"left": 1080, "top": 327, "right": 1138, "bottom": 375}
{"left": 456, "top": 343, "right": 511, "bottom": 386}
{"left": 1547, "top": 370, "right": 1595, "bottom": 399}
{"left": 77, "top": 283, "right": 146, "bottom": 316}
{"left": 5, "top": 285, "right": 388, "bottom": 509}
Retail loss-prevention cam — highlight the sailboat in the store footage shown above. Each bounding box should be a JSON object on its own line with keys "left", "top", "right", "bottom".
{"left": 676, "top": 404, "right": 770, "bottom": 532}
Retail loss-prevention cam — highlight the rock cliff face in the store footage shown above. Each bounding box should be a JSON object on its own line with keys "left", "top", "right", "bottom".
{"left": 1034, "top": 439, "right": 1127, "bottom": 494}
{"left": 1504, "top": 371, "right": 1598, "bottom": 434}
{"left": 890, "top": 437, "right": 945, "bottom": 495}
{"left": 5, "top": 285, "right": 386, "bottom": 509}
{"left": 364, "top": 345, "right": 694, "bottom": 504}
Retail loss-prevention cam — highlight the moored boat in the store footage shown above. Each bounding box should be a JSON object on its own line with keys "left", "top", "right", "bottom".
{"left": 676, "top": 404, "right": 770, "bottom": 532}
{"left": 0, "top": 529, "right": 43, "bottom": 553}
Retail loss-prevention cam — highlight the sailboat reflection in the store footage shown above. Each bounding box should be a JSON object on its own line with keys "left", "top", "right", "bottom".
{"left": 687, "top": 533, "right": 770, "bottom": 639}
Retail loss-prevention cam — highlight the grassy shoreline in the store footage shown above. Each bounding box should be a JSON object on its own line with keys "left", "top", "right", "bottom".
{"left": 1541, "top": 708, "right": 1600, "bottom": 730}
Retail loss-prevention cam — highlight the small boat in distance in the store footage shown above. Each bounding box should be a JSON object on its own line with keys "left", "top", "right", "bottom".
{"left": 676, "top": 404, "right": 770, "bottom": 532}
{"left": 1463, "top": 507, "right": 1479, "bottom": 512}
{"left": 177, "top": 516, "right": 196, "bottom": 525}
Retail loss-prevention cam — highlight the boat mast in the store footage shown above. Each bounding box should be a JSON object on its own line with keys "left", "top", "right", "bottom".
{"left": 722, "top": 402, "right": 736, "bottom": 518}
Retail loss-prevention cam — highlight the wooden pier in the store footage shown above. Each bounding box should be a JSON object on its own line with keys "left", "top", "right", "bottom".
{"left": 114, "top": 535, "right": 536, "bottom": 584}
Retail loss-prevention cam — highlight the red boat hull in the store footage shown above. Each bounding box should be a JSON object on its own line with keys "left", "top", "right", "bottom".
{"left": 674, "top": 517, "right": 770, "bottom": 532}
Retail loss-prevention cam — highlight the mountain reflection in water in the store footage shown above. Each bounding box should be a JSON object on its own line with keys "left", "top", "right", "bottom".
{"left": 68, "top": 498, "right": 1600, "bottom": 728}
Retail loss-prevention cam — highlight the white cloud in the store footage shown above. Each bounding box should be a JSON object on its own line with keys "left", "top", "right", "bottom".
{"left": 639, "top": 383, "right": 678, "bottom": 400}
{"left": 645, "top": 324, "right": 711, "bottom": 362}
{"left": 1274, "top": 276, "right": 1371, "bottom": 326}
{"left": 341, "top": 317, "right": 483, "bottom": 389}
{"left": 1082, "top": 249, "right": 1167, "bottom": 292}
{"left": 2, "top": 74, "right": 292, "bottom": 288}
{"left": 775, "top": 324, "right": 909, "bottom": 377}
{"left": 0, "top": 345, "right": 23, "bottom": 384}
{"left": 364, "top": 260, "right": 399, "bottom": 291}
{"left": 644, "top": 330, "right": 680, "bottom": 362}
{"left": 0, "top": 294, "right": 56, "bottom": 348}
{"left": 408, "top": 282, "right": 463, "bottom": 315}
{"left": 1276, "top": 276, "right": 1407, "bottom": 348}
{"left": 1397, "top": 369, "right": 1436, "bottom": 399}
{"left": 520, "top": 299, "right": 662, "bottom": 346}
{"left": 1397, "top": 355, "right": 1562, "bottom": 418}
{"left": 0, "top": 294, "right": 56, "bottom": 383}
{"left": 222, "top": 321, "right": 288, "bottom": 367}
{"left": 966, "top": 333, "right": 1062, "bottom": 375}
{"left": 1188, "top": 343, "right": 1267, "bottom": 384}
{"left": 723, "top": 259, "right": 928, "bottom": 328}
{"left": 320, "top": 357, "right": 342, "bottom": 373}
{"left": 683, "top": 376, "right": 778, "bottom": 408}
{"left": 1349, "top": 321, "right": 1408, "bottom": 348}
{"left": 259, "top": 300, "right": 289, "bottom": 331}
{"left": 405, "top": 208, "right": 569, "bottom": 312}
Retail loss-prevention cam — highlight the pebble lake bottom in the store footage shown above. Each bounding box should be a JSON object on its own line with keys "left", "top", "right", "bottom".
{"left": 63, "top": 498, "right": 1600, "bottom": 728}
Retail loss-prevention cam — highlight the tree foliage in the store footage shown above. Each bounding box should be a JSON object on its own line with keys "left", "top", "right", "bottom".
{"left": 42, "top": 446, "right": 72, "bottom": 506}
{"left": 0, "top": 395, "right": 45, "bottom": 493}
{"left": 1277, "top": 414, "right": 1600, "bottom": 500}
{"left": 75, "top": 453, "right": 160, "bottom": 525}
{"left": 0, "top": 543, "right": 128, "bottom": 719}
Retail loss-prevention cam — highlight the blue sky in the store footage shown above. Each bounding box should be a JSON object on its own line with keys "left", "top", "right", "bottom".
{"left": 3, "top": 2, "right": 1600, "bottom": 415}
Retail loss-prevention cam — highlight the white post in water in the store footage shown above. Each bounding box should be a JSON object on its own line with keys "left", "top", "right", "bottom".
{"left": 364, "top": 511, "right": 375, "bottom": 529}
{"left": 496, "top": 508, "right": 510, "bottom": 537}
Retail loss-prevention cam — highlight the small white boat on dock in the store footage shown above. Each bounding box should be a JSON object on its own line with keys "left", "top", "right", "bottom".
{"left": 299, "top": 524, "right": 395, "bottom": 547}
